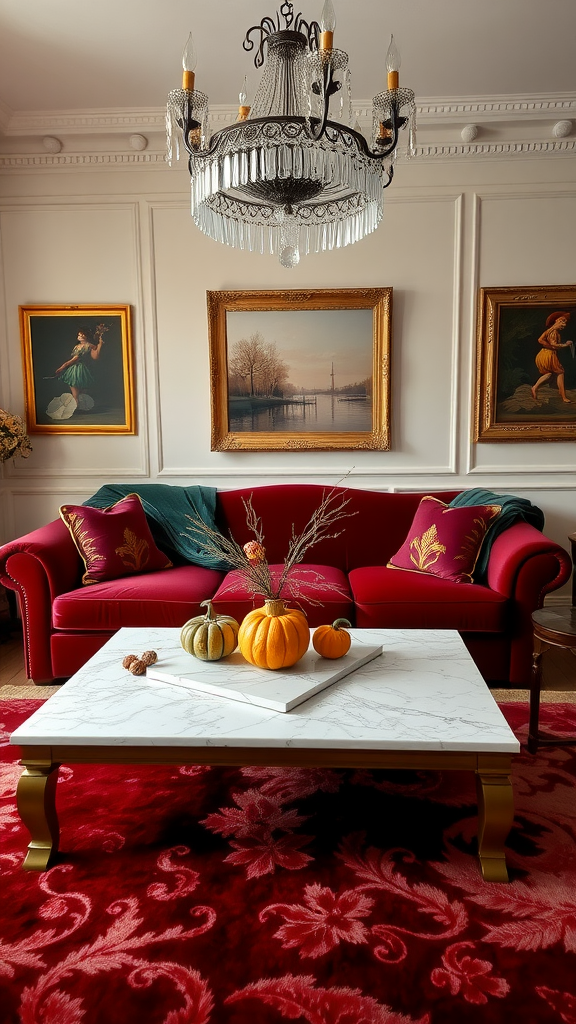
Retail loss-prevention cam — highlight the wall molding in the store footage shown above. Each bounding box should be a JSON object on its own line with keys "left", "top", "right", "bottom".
{"left": 4, "top": 476, "right": 576, "bottom": 491}
{"left": 156, "top": 465, "right": 458, "bottom": 479}
{"left": 466, "top": 189, "right": 576, "bottom": 477}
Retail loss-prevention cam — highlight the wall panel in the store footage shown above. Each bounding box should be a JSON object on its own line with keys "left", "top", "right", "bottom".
{"left": 471, "top": 189, "right": 576, "bottom": 474}
{"left": 0, "top": 202, "right": 148, "bottom": 476}
{"left": 152, "top": 195, "right": 461, "bottom": 475}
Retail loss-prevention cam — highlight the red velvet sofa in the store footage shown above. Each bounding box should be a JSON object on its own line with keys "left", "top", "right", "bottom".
{"left": 0, "top": 484, "right": 571, "bottom": 686}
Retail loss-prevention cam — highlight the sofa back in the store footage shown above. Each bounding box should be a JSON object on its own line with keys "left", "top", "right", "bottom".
{"left": 216, "top": 484, "right": 459, "bottom": 572}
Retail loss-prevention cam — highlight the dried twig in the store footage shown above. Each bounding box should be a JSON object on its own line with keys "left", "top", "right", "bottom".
{"left": 183, "top": 488, "right": 356, "bottom": 603}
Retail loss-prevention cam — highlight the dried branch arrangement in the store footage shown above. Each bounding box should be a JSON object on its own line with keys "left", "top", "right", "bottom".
{"left": 184, "top": 489, "right": 355, "bottom": 606}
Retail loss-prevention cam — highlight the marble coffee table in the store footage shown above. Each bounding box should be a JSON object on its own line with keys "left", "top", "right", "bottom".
{"left": 11, "top": 627, "right": 520, "bottom": 881}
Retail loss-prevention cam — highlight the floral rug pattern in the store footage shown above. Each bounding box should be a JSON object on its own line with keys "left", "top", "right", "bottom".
{"left": 1, "top": 700, "right": 576, "bottom": 1024}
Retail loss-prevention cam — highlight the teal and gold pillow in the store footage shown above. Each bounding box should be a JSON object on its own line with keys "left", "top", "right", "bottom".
{"left": 60, "top": 493, "right": 172, "bottom": 585}
{"left": 387, "top": 496, "right": 501, "bottom": 584}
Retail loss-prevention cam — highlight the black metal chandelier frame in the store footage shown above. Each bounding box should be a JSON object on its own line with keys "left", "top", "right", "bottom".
{"left": 176, "top": 1, "right": 407, "bottom": 188}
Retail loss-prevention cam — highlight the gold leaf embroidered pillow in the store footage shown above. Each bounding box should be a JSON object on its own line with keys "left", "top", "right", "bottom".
{"left": 387, "top": 496, "right": 501, "bottom": 584}
{"left": 59, "top": 493, "right": 172, "bottom": 585}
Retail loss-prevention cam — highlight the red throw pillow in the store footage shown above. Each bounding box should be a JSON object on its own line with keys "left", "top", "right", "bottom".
{"left": 60, "top": 493, "right": 172, "bottom": 585}
{"left": 387, "top": 496, "right": 501, "bottom": 584}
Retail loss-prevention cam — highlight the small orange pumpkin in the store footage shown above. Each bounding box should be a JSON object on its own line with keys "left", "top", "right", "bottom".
{"left": 238, "top": 599, "right": 309, "bottom": 670}
{"left": 312, "top": 618, "right": 352, "bottom": 659}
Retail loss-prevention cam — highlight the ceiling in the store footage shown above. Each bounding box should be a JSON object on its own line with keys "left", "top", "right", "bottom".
{"left": 0, "top": 0, "right": 575, "bottom": 119}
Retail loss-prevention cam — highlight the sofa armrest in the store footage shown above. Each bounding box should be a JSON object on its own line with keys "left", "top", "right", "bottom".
{"left": 0, "top": 519, "right": 82, "bottom": 681}
{"left": 486, "top": 522, "right": 572, "bottom": 601}
{"left": 486, "top": 522, "right": 572, "bottom": 685}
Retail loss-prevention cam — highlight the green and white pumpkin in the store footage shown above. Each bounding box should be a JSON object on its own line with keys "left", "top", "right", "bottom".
{"left": 180, "top": 600, "right": 239, "bottom": 661}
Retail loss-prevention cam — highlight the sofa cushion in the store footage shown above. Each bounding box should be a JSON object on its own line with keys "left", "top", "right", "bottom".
{"left": 387, "top": 496, "right": 502, "bottom": 584}
{"left": 211, "top": 564, "right": 353, "bottom": 628}
{"left": 59, "top": 493, "right": 172, "bottom": 585}
{"left": 349, "top": 565, "right": 509, "bottom": 632}
{"left": 52, "top": 565, "right": 224, "bottom": 630}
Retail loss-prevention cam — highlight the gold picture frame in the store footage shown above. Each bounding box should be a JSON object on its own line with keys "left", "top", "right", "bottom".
{"left": 207, "top": 288, "right": 392, "bottom": 451}
{"left": 19, "top": 304, "right": 135, "bottom": 435}
{"left": 474, "top": 285, "right": 576, "bottom": 442}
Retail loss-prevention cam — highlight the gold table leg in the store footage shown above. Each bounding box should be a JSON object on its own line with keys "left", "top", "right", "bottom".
{"left": 476, "top": 769, "right": 514, "bottom": 882}
{"left": 17, "top": 758, "right": 60, "bottom": 871}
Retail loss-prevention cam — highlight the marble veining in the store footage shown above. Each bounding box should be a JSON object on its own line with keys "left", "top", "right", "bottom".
{"left": 11, "top": 627, "right": 520, "bottom": 753}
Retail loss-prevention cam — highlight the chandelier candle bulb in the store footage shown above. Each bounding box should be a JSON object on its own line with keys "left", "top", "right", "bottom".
{"left": 319, "top": 0, "right": 335, "bottom": 53}
{"left": 386, "top": 34, "right": 400, "bottom": 90}
{"left": 238, "top": 76, "right": 251, "bottom": 120}
{"left": 182, "top": 32, "right": 197, "bottom": 91}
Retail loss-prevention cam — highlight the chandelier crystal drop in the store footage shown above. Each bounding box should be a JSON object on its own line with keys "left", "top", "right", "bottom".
{"left": 166, "top": 1, "right": 416, "bottom": 267}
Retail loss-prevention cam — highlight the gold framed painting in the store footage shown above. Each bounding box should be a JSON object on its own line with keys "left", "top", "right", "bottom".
{"left": 19, "top": 304, "right": 135, "bottom": 435}
{"left": 474, "top": 285, "right": 576, "bottom": 442}
{"left": 207, "top": 288, "right": 392, "bottom": 452}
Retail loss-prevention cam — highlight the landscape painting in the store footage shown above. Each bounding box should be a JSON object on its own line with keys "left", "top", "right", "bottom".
{"left": 19, "top": 305, "right": 135, "bottom": 435}
{"left": 207, "top": 289, "right": 392, "bottom": 451}
{"left": 475, "top": 286, "right": 576, "bottom": 441}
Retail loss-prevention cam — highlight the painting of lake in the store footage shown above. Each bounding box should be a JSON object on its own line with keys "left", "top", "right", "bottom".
{"left": 226, "top": 308, "right": 373, "bottom": 433}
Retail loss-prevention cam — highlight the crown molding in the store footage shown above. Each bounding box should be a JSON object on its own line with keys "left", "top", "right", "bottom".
{"left": 415, "top": 93, "right": 576, "bottom": 123}
{"left": 416, "top": 138, "right": 576, "bottom": 159}
{"left": 2, "top": 92, "right": 574, "bottom": 136}
{"left": 2, "top": 107, "right": 166, "bottom": 136}
{"left": 0, "top": 152, "right": 167, "bottom": 169}
{"left": 1, "top": 139, "right": 574, "bottom": 171}
{"left": 0, "top": 91, "right": 574, "bottom": 169}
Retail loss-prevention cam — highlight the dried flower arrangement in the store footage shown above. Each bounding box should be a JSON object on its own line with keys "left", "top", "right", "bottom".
{"left": 0, "top": 409, "right": 32, "bottom": 463}
{"left": 184, "top": 488, "right": 354, "bottom": 607}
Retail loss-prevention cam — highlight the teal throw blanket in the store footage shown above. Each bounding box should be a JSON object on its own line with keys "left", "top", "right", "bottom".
{"left": 449, "top": 488, "right": 544, "bottom": 583}
{"left": 83, "top": 483, "right": 230, "bottom": 570}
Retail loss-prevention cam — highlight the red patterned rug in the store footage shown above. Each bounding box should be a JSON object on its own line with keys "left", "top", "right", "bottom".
{"left": 1, "top": 699, "right": 576, "bottom": 1024}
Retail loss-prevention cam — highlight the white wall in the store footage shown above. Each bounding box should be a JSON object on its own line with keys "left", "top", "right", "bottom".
{"left": 1, "top": 147, "right": 575, "bottom": 597}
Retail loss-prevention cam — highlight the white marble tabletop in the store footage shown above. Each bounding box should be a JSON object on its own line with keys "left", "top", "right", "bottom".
{"left": 11, "top": 627, "right": 520, "bottom": 753}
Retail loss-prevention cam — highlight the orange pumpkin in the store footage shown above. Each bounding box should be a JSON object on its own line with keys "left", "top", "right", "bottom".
{"left": 312, "top": 618, "right": 352, "bottom": 659}
{"left": 238, "top": 599, "right": 309, "bottom": 670}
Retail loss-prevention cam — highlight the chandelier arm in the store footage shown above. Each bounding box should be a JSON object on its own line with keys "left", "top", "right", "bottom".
{"left": 279, "top": 1, "right": 293, "bottom": 27}
{"left": 243, "top": 18, "right": 278, "bottom": 68}
{"left": 294, "top": 15, "right": 320, "bottom": 49}
{"left": 306, "top": 60, "right": 336, "bottom": 141}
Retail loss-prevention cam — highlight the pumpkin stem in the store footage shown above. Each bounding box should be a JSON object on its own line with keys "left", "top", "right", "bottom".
{"left": 264, "top": 599, "right": 287, "bottom": 617}
{"left": 200, "top": 599, "right": 216, "bottom": 620}
{"left": 332, "top": 618, "right": 352, "bottom": 631}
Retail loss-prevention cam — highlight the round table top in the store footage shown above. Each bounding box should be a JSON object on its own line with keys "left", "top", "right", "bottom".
{"left": 532, "top": 606, "right": 576, "bottom": 642}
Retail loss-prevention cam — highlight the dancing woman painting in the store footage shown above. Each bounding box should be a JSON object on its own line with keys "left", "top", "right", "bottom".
{"left": 54, "top": 323, "right": 109, "bottom": 403}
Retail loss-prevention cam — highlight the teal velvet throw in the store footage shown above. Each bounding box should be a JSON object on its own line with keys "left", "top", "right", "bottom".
{"left": 83, "top": 484, "right": 230, "bottom": 570}
{"left": 449, "top": 487, "right": 544, "bottom": 583}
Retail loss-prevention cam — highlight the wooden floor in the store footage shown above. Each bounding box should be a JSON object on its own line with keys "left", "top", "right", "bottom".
{"left": 1, "top": 615, "right": 575, "bottom": 691}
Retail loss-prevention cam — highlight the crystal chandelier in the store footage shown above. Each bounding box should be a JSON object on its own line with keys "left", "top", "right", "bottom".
{"left": 166, "top": 0, "right": 415, "bottom": 267}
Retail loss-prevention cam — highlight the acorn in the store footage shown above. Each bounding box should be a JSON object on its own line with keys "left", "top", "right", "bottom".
{"left": 128, "top": 659, "right": 146, "bottom": 676}
{"left": 122, "top": 654, "right": 138, "bottom": 670}
{"left": 140, "top": 650, "right": 158, "bottom": 667}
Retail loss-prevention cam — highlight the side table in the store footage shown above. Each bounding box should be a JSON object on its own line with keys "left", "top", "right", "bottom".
{"left": 529, "top": 607, "right": 576, "bottom": 754}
